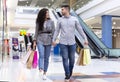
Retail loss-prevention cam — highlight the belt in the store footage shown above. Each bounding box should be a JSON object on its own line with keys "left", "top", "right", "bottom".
{"left": 39, "top": 31, "right": 51, "bottom": 34}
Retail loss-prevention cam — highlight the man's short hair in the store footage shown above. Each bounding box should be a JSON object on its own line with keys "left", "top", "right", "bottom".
{"left": 61, "top": 4, "right": 70, "bottom": 11}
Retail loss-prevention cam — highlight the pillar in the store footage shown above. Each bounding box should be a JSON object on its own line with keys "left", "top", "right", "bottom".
{"left": 102, "top": 15, "right": 112, "bottom": 48}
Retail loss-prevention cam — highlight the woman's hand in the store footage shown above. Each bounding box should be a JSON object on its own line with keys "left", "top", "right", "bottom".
{"left": 33, "top": 41, "right": 36, "bottom": 47}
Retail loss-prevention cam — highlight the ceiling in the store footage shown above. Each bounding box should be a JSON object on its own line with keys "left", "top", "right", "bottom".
{"left": 18, "top": 0, "right": 56, "bottom": 7}
{"left": 17, "top": 0, "right": 92, "bottom": 9}
{"left": 1, "top": 0, "right": 120, "bottom": 38}
{"left": 72, "top": 0, "right": 92, "bottom": 10}
{"left": 0, "top": 0, "right": 94, "bottom": 33}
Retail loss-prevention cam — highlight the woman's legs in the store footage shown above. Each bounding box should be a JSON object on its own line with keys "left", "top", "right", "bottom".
{"left": 44, "top": 45, "right": 51, "bottom": 73}
{"left": 37, "top": 43, "right": 44, "bottom": 71}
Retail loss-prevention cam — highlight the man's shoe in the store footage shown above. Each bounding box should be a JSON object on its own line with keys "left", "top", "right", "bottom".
{"left": 70, "top": 72, "right": 72, "bottom": 77}
{"left": 65, "top": 75, "right": 70, "bottom": 81}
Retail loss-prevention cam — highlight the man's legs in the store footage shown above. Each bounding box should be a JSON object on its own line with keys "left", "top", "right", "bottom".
{"left": 68, "top": 44, "right": 76, "bottom": 77}
{"left": 60, "top": 44, "right": 70, "bottom": 76}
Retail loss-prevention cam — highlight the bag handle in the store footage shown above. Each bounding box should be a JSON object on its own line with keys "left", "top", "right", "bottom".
{"left": 33, "top": 45, "right": 36, "bottom": 51}
{"left": 84, "top": 45, "right": 89, "bottom": 49}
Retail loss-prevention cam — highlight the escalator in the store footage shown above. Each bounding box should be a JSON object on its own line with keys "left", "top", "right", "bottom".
{"left": 71, "top": 10, "right": 120, "bottom": 57}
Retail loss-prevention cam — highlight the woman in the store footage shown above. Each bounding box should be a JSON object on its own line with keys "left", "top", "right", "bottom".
{"left": 33, "top": 8, "right": 55, "bottom": 80}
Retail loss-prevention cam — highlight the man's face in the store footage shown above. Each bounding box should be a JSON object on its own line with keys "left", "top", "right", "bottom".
{"left": 61, "top": 7, "right": 67, "bottom": 16}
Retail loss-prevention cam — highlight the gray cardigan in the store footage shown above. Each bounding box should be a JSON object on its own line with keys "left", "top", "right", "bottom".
{"left": 34, "top": 19, "right": 55, "bottom": 45}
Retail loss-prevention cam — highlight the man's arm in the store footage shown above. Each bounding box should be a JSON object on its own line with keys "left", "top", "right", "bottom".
{"left": 75, "top": 18, "right": 88, "bottom": 44}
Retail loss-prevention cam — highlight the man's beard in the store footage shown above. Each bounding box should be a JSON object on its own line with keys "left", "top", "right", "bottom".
{"left": 62, "top": 12, "right": 65, "bottom": 16}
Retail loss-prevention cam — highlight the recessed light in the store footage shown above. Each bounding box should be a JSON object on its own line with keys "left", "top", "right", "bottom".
{"left": 51, "top": 0, "right": 54, "bottom": 2}
{"left": 48, "top": 3, "right": 51, "bottom": 6}
{"left": 113, "top": 22, "right": 116, "bottom": 25}
{"left": 82, "top": 2, "right": 84, "bottom": 4}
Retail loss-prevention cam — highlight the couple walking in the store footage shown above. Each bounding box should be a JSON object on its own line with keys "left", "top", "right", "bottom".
{"left": 33, "top": 4, "right": 88, "bottom": 81}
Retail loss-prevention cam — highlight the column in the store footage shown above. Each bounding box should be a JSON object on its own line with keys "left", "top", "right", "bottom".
{"left": 102, "top": 15, "right": 112, "bottom": 48}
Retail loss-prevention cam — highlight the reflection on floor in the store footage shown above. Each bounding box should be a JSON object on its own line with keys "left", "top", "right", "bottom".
{"left": 0, "top": 54, "right": 120, "bottom": 82}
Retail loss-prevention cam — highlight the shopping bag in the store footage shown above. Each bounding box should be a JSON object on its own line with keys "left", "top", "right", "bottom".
{"left": 76, "top": 49, "right": 84, "bottom": 66}
{"left": 26, "top": 51, "right": 34, "bottom": 69}
{"left": 32, "top": 51, "right": 38, "bottom": 68}
{"left": 21, "top": 49, "right": 32, "bottom": 64}
{"left": 83, "top": 49, "right": 91, "bottom": 65}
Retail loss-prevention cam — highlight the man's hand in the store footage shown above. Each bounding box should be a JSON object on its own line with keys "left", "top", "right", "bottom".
{"left": 52, "top": 42, "right": 57, "bottom": 47}
{"left": 84, "top": 40, "right": 88, "bottom": 45}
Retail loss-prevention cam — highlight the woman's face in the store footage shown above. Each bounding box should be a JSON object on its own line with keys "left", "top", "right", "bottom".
{"left": 46, "top": 10, "right": 50, "bottom": 19}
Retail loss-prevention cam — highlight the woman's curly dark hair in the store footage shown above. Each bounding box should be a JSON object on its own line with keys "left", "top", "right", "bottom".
{"left": 36, "top": 8, "right": 48, "bottom": 31}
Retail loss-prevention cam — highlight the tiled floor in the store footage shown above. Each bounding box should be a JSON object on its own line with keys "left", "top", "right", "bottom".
{"left": 1, "top": 54, "right": 120, "bottom": 82}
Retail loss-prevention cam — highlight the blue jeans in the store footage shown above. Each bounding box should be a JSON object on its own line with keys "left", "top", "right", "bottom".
{"left": 60, "top": 44, "right": 76, "bottom": 76}
{"left": 37, "top": 42, "right": 51, "bottom": 72}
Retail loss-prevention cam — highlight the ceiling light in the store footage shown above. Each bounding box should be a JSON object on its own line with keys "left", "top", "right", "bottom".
{"left": 51, "top": 0, "right": 54, "bottom": 2}
{"left": 113, "top": 22, "right": 116, "bottom": 25}
{"left": 26, "top": 1, "right": 29, "bottom": 4}
{"left": 48, "top": 3, "right": 51, "bottom": 6}
{"left": 81, "top": 2, "right": 84, "bottom": 4}
{"left": 76, "top": 5, "right": 79, "bottom": 7}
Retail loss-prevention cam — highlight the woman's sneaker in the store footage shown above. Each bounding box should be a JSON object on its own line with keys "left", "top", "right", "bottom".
{"left": 42, "top": 75, "right": 47, "bottom": 80}
{"left": 39, "top": 69, "right": 43, "bottom": 75}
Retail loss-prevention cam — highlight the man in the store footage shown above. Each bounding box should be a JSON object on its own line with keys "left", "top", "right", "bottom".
{"left": 52, "top": 4, "right": 88, "bottom": 81}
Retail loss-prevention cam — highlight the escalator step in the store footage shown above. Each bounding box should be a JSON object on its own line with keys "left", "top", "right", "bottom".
{"left": 107, "top": 56, "right": 119, "bottom": 59}
{"left": 91, "top": 56, "right": 101, "bottom": 59}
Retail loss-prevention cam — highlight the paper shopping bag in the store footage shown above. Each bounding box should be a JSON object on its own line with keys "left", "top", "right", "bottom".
{"left": 21, "top": 49, "right": 32, "bottom": 64}
{"left": 26, "top": 51, "right": 34, "bottom": 69}
{"left": 83, "top": 49, "right": 91, "bottom": 65}
{"left": 76, "top": 49, "right": 84, "bottom": 66}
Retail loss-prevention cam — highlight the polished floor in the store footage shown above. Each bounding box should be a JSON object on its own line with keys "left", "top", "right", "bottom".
{"left": 0, "top": 54, "right": 120, "bottom": 82}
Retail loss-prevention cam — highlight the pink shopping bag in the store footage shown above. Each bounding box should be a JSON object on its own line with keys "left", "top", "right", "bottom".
{"left": 32, "top": 51, "right": 38, "bottom": 68}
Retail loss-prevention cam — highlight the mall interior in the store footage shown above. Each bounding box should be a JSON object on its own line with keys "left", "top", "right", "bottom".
{"left": 1, "top": 0, "right": 120, "bottom": 82}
